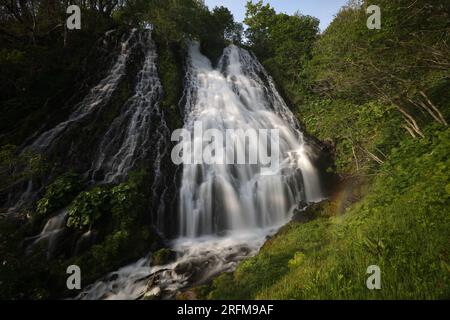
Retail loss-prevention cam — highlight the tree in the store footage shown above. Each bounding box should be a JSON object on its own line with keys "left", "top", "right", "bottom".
{"left": 212, "top": 6, "right": 243, "bottom": 44}
{"left": 305, "top": 0, "right": 449, "bottom": 137}
{"left": 243, "top": 1, "right": 319, "bottom": 103}
{"left": 244, "top": 0, "right": 276, "bottom": 58}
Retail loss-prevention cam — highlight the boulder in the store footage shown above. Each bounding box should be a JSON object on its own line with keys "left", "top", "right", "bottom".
{"left": 151, "top": 248, "right": 177, "bottom": 266}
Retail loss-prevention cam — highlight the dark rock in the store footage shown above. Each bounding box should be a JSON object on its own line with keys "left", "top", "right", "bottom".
{"left": 292, "top": 200, "right": 331, "bottom": 223}
{"left": 151, "top": 248, "right": 177, "bottom": 266}
{"left": 174, "top": 261, "right": 192, "bottom": 275}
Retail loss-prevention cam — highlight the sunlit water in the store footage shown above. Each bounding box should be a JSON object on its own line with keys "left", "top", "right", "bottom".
{"left": 179, "top": 42, "right": 322, "bottom": 238}
{"left": 77, "top": 42, "right": 322, "bottom": 300}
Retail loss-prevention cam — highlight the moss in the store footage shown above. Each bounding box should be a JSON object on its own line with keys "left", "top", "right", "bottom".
{"left": 152, "top": 248, "right": 177, "bottom": 266}
{"left": 156, "top": 41, "right": 183, "bottom": 130}
{"left": 292, "top": 200, "right": 335, "bottom": 223}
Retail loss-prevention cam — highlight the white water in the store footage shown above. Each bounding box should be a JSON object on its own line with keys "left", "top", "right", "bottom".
{"left": 23, "top": 31, "right": 170, "bottom": 259}
{"left": 78, "top": 43, "right": 322, "bottom": 300}
{"left": 6, "top": 30, "right": 140, "bottom": 214}
{"left": 29, "top": 30, "right": 138, "bottom": 153}
{"left": 90, "top": 30, "right": 169, "bottom": 184}
{"left": 6, "top": 179, "right": 33, "bottom": 214}
{"left": 26, "top": 209, "right": 68, "bottom": 259}
{"left": 77, "top": 228, "right": 277, "bottom": 300}
{"left": 179, "top": 43, "right": 322, "bottom": 238}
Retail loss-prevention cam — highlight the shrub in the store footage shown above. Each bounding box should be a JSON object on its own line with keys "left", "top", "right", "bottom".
{"left": 35, "top": 173, "right": 82, "bottom": 219}
{"left": 67, "top": 186, "right": 111, "bottom": 230}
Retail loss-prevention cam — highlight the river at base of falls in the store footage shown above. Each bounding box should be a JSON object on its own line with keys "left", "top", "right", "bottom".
{"left": 76, "top": 227, "right": 282, "bottom": 300}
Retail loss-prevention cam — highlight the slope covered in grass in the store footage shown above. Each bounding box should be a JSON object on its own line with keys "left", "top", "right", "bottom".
{"left": 207, "top": 127, "right": 450, "bottom": 299}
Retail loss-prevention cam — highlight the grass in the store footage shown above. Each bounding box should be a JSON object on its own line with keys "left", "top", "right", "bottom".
{"left": 207, "top": 126, "right": 450, "bottom": 299}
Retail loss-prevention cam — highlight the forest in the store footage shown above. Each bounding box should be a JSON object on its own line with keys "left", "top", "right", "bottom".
{"left": 0, "top": 0, "right": 449, "bottom": 300}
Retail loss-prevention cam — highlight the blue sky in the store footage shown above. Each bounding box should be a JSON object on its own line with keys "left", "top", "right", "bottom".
{"left": 204, "top": 0, "right": 349, "bottom": 32}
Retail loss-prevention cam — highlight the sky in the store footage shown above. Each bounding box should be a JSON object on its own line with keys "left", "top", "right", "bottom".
{"left": 204, "top": 0, "right": 349, "bottom": 32}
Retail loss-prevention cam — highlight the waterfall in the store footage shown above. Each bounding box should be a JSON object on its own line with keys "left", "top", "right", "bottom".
{"left": 21, "top": 30, "right": 172, "bottom": 262}
{"left": 77, "top": 43, "right": 322, "bottom": 300}
{"left": 178, "top": 42, "right": 322, "bottom": 238}
{"left": 89, "top": 30, "right": 169, "bottom": 185}
{"left": 5, "top": 29, "right": 142, "bottom": 213}
{"left": 25, "top": 209, "right": 68, "bottom": 259}
{"left": 29, "top": 29, "right": 139, "bottom": 154}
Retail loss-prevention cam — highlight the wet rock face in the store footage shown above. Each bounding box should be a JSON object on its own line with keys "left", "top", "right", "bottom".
{"left": 46, "top": 31, "right": 150, "bottom": 174}
{"left": 74, "top": 230, "right": 98, "bottom": 256}
{"left": 143, "top": 286, "right": 162, "bottom": 300}
{"left": 152, "top": 248, "right": 177, "bottom": 266}
{"left": 303, "top": 135, "right": 338, "bottom": 198}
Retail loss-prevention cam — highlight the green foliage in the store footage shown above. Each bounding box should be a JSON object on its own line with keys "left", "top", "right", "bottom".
{"left": 66, "top": 170, "right": 146, "bottom": 230}
{"left": 298, "top": 98, "right": 403, "bottom": 174}
{"left": 157, "top": 42, "right": 183, "bottom": 129}
{"left": 0, "top": 48, "right": 25, "bottom": 63}
{"left": 66, "top": 186, "right": 111, "bottom": 230}
{"left": 35, "top": 173, "right": 82, "bottom": 220}
{"left": 244, "top": 0, "right": 276, "bottom": 54}
{"left": 244, "top": 1, "right": 319, "bottom": 104}
{"left": 87, "top": 228, "right": 151, "bottom": 272}
{"left": 118, "top": 0, "right": 242, "bottom": 57}
{"left": 1, "top": 0, "right": 448, "bottom": 300}
{"left": 210, "top": 1, "right": 449, "bottom": 300}
{"left": 55, "top": 170, "right": 160, "bottom": 293}
{"left": 0, "top": 145, "right": 45, "bottom": 196}
{"left": 303, "top": 0, "right": 449, "bottom": 131}
{"left": 209, "top": 127, "right": 450, "bottom": 299}
{"left": 288, "top": 252, "right": 306, "bottom": 269}
{"left": 81, "top": 226, "right": 153, "bottom": 277}
{"left": 212, "top": 6, "right": 243, "bottom": 44}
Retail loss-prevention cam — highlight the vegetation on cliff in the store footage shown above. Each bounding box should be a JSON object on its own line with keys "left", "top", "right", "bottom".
{"left": 206, "top": 0, "right": 449, "bottom": 299}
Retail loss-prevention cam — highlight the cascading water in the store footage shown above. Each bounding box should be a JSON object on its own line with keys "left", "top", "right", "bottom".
{"left": 77, "top": 43, "right": 322, "bottom": 300}
{"left": 89, "top": 30, "right": 169, "bottom": 185}
{"left": 29, "top": 29, "right": 138, "bottom": 154}
{"left": 178, "top": 42, "right": 321, "bottom": 238}
{"left": 20, "top": 30, "right": 171, "bottom": 258}
{"left": 5, "top": 29, "right": 140, "bottom": 213}
{"left": 25, "top": 209, "right": 68, "bottom": 259}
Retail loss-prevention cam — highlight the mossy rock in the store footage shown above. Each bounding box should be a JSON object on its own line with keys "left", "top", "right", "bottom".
{"left": 292, "top": 200, "right": 332, "bottom": 223}
{"left": 175, "top": 290, "right": 197, "bottom": 300}
{"left": 151, "top": 248, "right": 177, "bottom": 266}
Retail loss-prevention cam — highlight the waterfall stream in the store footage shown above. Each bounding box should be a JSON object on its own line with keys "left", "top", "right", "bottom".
{"left": 179, "top": 42, "right": 321, "bottom": 238}
{"left": 6, "top": 29, "right": 140, "bottom": 213}
{"left": 89, "top": 31, "right": 169, "bottom": 184}
{"left": 76, "top": 42, "right": 322, "bottom": 300}
{"left": 20, "top": 30, "right": 171, "bottom": 259}
{"left": 25, "top": 209, "right": 68, "bottom": 259}
{"left": 29, "top": 29, "right": 139, "bottom": 154}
